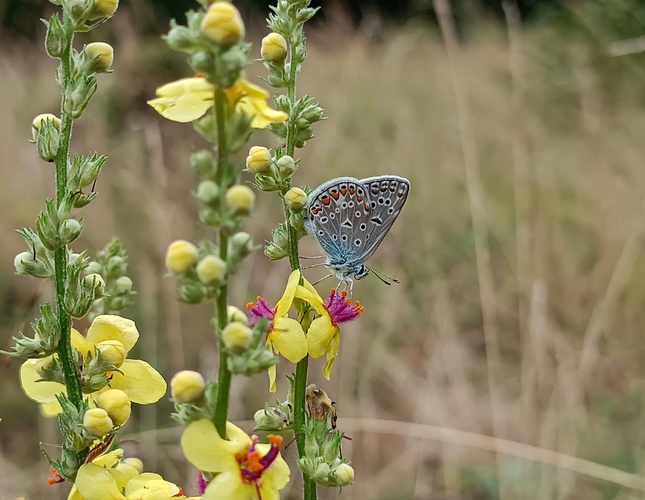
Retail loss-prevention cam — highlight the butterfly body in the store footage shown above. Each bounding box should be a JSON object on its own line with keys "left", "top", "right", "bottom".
{"left": 304, "top": 175, "right": 410, "bottom": 284}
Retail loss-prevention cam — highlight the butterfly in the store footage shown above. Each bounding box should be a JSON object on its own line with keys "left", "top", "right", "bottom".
{"left": 303, "top": 175, "right": 410, "bottom": 288}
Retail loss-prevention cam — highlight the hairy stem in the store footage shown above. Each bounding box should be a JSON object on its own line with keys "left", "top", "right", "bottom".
{"left": 213, "top": 85, "right": 231, "bottom": 439}
{"left": 54, "top": 17, "right": 83, "bottom": 409}
{"left": 285, "top": 25, "right": 317, "bottom": 500}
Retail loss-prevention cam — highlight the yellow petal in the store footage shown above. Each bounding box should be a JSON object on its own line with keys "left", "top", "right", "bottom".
{"left": 155, "top": 77, "right": 214, "bottom": 97}
{"left": 71, "top": 328, "right": 93, "bottom": 357}
{"left": 75, "top": 463, "right": 125, "bottom": 500}
{"left": 306, "top": 316, "right": 335, "bottom": 359}
{"left": 107, "top": 359, "right": 167, "bottom": 404}
{"left": 294, "top": 286, "right": 327, "bottom": 317}
{"left": 202, "top": 470, "right": 249, "bottom": 500}
{"left": 257, "top": 445, "right": 290, "bottom": 492}
{"left": 19, "top": 359, "right": 65, "bottom": 403}
{"left": 270, "top": 317, "right": 307, "bottom": 363}
{"left": 238, "top": 97, "right": 289, "bottom": 129}
{"left": 181, "top": 419, "right": 248, "bottom": 473}
{"left": 40, "top": 400, "right": 63, "bottom": 417}
{"left": 274, "top": 270, "right": 301, "bottom": 318}
{"left": 94, "top": 449, "right": 125, "bottom": 468}
{"left": 86, "top": 315, "right": 139, "bottom": 353}
{"left": 268, "top": 363, "right": 277, "bottom": 393}
{"left": 125, "top": 474, "right": 180, "bottom": 498}
{"left": 322, "top": 332, "right": 341, "bottom": 380}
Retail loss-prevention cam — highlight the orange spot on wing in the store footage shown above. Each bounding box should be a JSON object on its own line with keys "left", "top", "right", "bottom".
{"left": 340, "top": 188, "right": 347, "bottom": 195}
{"left": 357, "top": 195, "right": 364, "bottom": 201}
{"left": 330, "top": 191, "right": 339, "bottom": 200}
{"left": 321, "top": 197, "right": 331, "bottom": 205}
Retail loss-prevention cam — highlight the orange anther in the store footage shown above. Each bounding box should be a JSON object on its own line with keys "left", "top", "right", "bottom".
{"left": 269, "top": 434, "right": 283, "bottom": 447}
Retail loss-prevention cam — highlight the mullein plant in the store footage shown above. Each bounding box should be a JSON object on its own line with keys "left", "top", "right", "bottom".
{"left": 149, "top": 1, "right": 360, "bottom": 499}
{"left": 4, "top": 0, "right": 191, "bottom": 498}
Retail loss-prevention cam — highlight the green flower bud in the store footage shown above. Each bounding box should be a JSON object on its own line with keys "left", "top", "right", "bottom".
{"left": 196, "top": 180, "right": 220, "bottom": 206}
{"left": 32, "top": 113, "right": 61, "bottom": 162}
{"left": 165, "top": 24, "right": 198, "bottom": 53}
{"left": 190, "top": 149, "right": 216, "bottom": 178}
{"left": 264, "top": 242, "right": 287, "bottom": 261}
{"left": 313, "top": 463, "right": 331, "bottom": 482}
{"left": 171, "top": 370, "right": 205, "bottom": 403}
{"left": 67, "top": 74, "right": 97, "bottom": 119}
{"left": 276, "top": 155, "right": 296, "bottom": 178}
{"left": 45, "top": 13, "right": 65, "bottom": 58}
{"left": 228, "top": 232, "right": 254, "bottom": 258}
{"left": 333, "top": 463, "right": 354, "bottom": 486}
{"left": 189, "top": 51, "right": 216, "bottom": 76}
{"left": 114, "top": 276, "right": 133, "bottom": 294}
{"left": 84, "top": 273, "right": 106, "bottom": 297}
{"left": 59, "top": 218, "right": 83, "bottom": 244}
{"left": 227, "top": 305, "right": 248, "bottom": 324}
{"left": 14, "top": 251, "right": 50, "bottom": 278}
{"left": 178, "top": 281, "right": 207, "bottom": 304}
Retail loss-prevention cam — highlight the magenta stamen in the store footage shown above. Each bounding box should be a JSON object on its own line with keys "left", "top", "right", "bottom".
{"left": 247, "top": 298, "right": 275, "bottom": 326}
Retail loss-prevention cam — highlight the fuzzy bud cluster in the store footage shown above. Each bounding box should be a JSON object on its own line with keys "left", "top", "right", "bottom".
{"left": 86, "top": 238, "right": 135, "bottom": 321}
{"left": 298, "top": 418, "right": 353, "bottom": 487}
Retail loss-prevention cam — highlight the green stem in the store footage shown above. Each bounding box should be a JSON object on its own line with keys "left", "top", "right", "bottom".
{"left": 54, "top": 17, "right": 83, "bottom": 409}
{"left": 213, "top": 85, "right": 231, "bottom": 439}
{"left": 285, "top": 25, "right": 317, "bottom": 500}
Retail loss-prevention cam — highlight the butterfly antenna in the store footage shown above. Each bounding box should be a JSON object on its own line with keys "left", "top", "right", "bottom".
{"left": 367, "top": 267, "right": 400, "bottom": 285}
{"left": 301, "top": 262, "right": 327, "bottom": 270}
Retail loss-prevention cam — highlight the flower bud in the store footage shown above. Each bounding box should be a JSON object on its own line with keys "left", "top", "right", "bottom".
{"left": 313, "top": 462, "right": 331, "bottom": 482}
{"left": 171, "top": 370, "right": 205, "bottom": 403}
{"left": 201, "top": 2, "right": 245, "bottom": 46}
{"left": 14, "top": 251, "right": 50, "bottom": 278}
{"left": 122, "top": 457, "right": 144, "bottom": 473}
{"left": 285, "top": 187, "right": 307, "bottom": 211}
{"left": 222, "top": 322, "right": 252, "bottom": 351}
{"left": 84, "top": 261, "right": 103, "bottom": 275}
{"left": 97, "top": 340, "right": 126, "bottom": 367}
{"left": 245, "top": 146, "right": 272, "bottom": 174}
{"left": 334, "top": 463, "right": 354, "bottom": 486}
{"left": 85, "top": 42, "right": 114, "bottom": 72}
{"left": 225, "top": 185, "right": 255, "bottom": 215}
{"left": 276, "top": 155, "right": 296, "bottom": 178}
{"left": 45, "top": 13, "right": 65, "bottom": 58}
{"left": 196, "top": 255, "right": 226, "bottom": 285}
{"left": 32, "top": 113, "right": 62, "bottom": 141}
{"left": 261, "top": 33, "right": 288, "bottom": 63}
{"left": 165, "top": 240, "right": 198, "bottom": 273}
{"left": 178, "top": 282, "right": 207, "bottom": 304}
{"left": 96, "top": 389, "right": 131, "bottom": 426}
{"left": 229, "top": 232, "right": 254, "bottom": 258}
{"left": 227, "top": 305, "right": 248, "bottom": 324}
{"left": 264, "top": 242, "right": 287, "bottom": 261}
{"left": 83, "top": 408, "right": 113, "bottom": 437}
{"left": 59, "top": 218, "right": 82, "bottom": 244}
{"left": 85, "top": 273, "right": 106, "bottom": 297}
{"left": 86, "top": 0, "right": 119, "bottom": 20}
{"left": 114, "top": 276, "right": 133, "bottom": 294}
{"left": 196, "top": 180, "right": 220, "bottom": 206}
{"left": 190, "top": 149, "right": 216, "bottom": 178}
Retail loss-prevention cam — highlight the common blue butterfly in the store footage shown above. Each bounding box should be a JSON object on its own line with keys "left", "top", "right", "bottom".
{"left": 304, "top": 175, "right": 410, "bottom": 286}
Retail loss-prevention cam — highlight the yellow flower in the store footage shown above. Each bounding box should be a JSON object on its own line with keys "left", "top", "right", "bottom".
{"left": 246, "top": 270, "right": 308, "bottom": 392}
{"left": 261, "top": 33, "right": 288, "bottom": 63}
{"left": 181, "top": 419, "right": 289, "bottom": 500}
{"left": 295, "top": 281, "right": 364, "bottom": 380}
{"left": 20, "top": 315, "right": 167, "bottom": 416}
{"left": 148, "top": 76, "right": 288, "bottom": 128}
{"left": 201, "top": 1, "right": 245, "bottom": 46}
{"left": 68, "top": 448, "right": 192, "bottom": 500}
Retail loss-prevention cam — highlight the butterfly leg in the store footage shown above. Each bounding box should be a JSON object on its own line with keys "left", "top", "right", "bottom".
{"left": 299, "top": 255, "right": 327, "bottom": 260}
{"left": 301, "top": 262, "right": 327, "bottom": 270}
{"left": 313, "top": 273, "right": 334, "bottom": 286}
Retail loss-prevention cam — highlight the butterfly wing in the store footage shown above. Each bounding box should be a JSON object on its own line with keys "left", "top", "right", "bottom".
{"left": 304, "top": 177, "right": 372, "bottom": 265}
{"left": 358, "top": 175, "right": 410, "bottom": 261}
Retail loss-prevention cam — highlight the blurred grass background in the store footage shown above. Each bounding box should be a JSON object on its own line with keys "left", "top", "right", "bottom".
{"left": 3, "top": 0, "right": 645, "bottom": 498}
